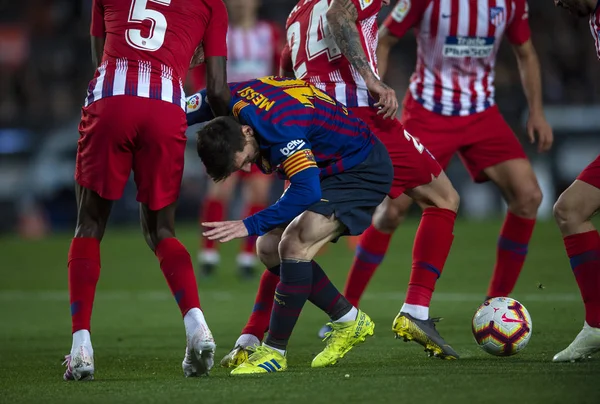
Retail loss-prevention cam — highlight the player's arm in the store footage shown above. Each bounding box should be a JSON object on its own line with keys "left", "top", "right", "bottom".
{"left": 508, "top": 1, "right": 553, "bottom": 152}
{"left": 376, "top": 27, "right": 400, "bottom": 79}
{"left": 243, "top": 149, "right": 321, "bottom": 236}
{"left": 326, "top": 0, "right": 397, "bottom": 118}
{"left": 185, "top": 89, "right": 221, "bottom": 125}
{"left": 378, "top": 0, "right": 428, "bottom": 78}
{"left": 90, "top": 0, "right": 105, "bottom": 68}
{"left": 203, "top": 1, "right": 231, "bottom": 117}
{"left": 279, "top": 44, "right": 296, "bottom": 78}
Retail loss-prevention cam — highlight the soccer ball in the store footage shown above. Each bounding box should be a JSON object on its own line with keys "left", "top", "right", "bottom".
{"left": 472, "top": 297, "right": 532, "bottom": 356}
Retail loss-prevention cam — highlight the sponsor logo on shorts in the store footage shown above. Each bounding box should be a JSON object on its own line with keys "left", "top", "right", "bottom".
{"left": 186, "top": 94, "right": 201, "bottom": 112}
{"left": 443, "top": 36, "right": 495, "bottom": 58}
{"left": 391, "top": 0, "right": 411, "bottom": 23}
{"left": 280, "top": 139, "right": 306, "bottom": 156}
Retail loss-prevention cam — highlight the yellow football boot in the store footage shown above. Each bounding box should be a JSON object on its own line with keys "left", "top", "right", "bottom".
{"left": 219, "top": 345, "right": 256, "bottom": 368}
{"left": 230, "top": 345, "right": 287, "bottom": 375}
{"left": 311, "top": 310, "right": 375, "bottom": 368}
{"left": 392, "top": 312, "right": 459, "bottom": 359}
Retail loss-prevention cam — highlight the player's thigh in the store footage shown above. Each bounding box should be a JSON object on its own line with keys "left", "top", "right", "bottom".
{"left": 74, "top": 183, "right": 114, "bottom": 240}
{"left": 279, "top": 211, "right": 345, "bottom": 260}
{"left": 483, "top": 158, "right": 542, "bottom": 210}
{"left": 242, "top": 170, "right": 272, "bottom": 205}
{"left": 459, "top": 107, "right": 529, "bottom": 184}
{"left": 133, "top": 100, "right": 187, "bottom": 211}
{"left": 405, "top": 170, "right": 460, "bottom": 212}
{"left": 372, "top": 194, "right": 413, "bottom": 233}
{"left": 76, "top": 97, "right": 135, "bottom": 202}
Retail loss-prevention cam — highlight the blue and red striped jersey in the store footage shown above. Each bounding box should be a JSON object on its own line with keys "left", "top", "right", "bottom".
{"left": 186, "top": 76, "right": 376, "bottom": 180}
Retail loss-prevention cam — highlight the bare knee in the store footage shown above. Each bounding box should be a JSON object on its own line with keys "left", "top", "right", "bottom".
{"left": 408, "top": 173, "right": 460, "bottom": 213}
{"left": 140, "top": 204, "right": 176, "bottom": 252}
{"left": 507, "top": 181, "right": 543, "bottom": 218}
{"left": 74, "top": 186, "right": 112, "bottom": 240}
{"left": 372, "top": 196, "right": 410, "bottom": 233}
{"left": 278, "top": 233, "right": 310, "bottom": 261}
{"left": 553, "top": 192, "right": 582, "bottom": 233}
{"left": 440, "top": 186, "right": 460, "bottom": 212}
{"left": 256, "top": 233, "right": 281, "bottom": 268}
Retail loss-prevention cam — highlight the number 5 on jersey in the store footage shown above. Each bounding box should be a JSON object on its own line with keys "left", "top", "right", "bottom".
{"left": 126, "top": 0, "right": 171, "bottom": 51}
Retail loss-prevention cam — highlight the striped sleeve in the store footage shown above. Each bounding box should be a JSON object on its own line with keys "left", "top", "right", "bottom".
{"left": 232, "top": 100, "right": 249, "bottom": 117}
{"left": 281, "top": 149, "right": 318, "bottom": 178}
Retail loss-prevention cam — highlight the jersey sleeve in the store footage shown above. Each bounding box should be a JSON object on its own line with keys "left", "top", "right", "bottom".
{"left": 349, "top": 0, "right": 383, "bottom": 20}
{"left": 506, "top": 0, "right": 531, "bottom": 45}
{"left": 203, "top": 0, "right": 229, "bottom": 58}
{"left": 383, "top": 0, "right": 428, "bottom": 39}
{"left": 90, "top": 0, "right": 105, "bottom": 37}
{"left": 185, "top": 90, "right": 215, "bottom": 125}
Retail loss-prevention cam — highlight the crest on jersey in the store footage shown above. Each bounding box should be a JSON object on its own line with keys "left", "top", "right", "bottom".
{"left": 392, "top": 0, "right": 411, "bottom": 23}
{"left": 359, "top": 0, "right": 374, "bottom": 11}
{"left": 186, "top": 94, "right": 201, "bottom": 112}
{"left": 489, "top": 7, "right": 505, "bottom": 27}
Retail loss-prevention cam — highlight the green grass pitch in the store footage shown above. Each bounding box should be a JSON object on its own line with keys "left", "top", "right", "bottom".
{"left": 1, "top": 219, "right": 599, "bottom": 404}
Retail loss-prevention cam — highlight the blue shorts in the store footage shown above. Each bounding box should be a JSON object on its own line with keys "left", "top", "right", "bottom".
{"left": 308, "top": 139, "right": 393, "bottom": 241}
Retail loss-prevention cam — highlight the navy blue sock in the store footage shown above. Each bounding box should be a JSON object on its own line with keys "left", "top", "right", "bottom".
{"left": 309, "top": 260, "right": 353, "bottom": 321}
{"left": 265, "top": 259, "right": 312, "bottom": 351}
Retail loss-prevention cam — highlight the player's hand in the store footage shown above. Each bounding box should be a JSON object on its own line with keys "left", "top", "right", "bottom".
{"left": 366, "top": 77, "right": 398, "bottom": 119}
{"left": 526, "top": 113, "right": 553, "bottom": 153}
{"left": 202, "top": 220, "right": 249, "bottom": 242}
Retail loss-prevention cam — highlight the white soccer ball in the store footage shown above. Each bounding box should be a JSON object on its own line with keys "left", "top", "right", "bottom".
{"left": 472, "top": 297, "right": 532, "bottom": 356}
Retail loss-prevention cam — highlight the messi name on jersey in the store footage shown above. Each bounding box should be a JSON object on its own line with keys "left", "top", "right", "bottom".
{"left": 443, "top": 36, "right": 495, "bottom": 58}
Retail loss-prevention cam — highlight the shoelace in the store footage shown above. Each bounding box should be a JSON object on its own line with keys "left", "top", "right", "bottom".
{"left": 246, "top": 345, "right": 278, "bottom": 363}
{"left": 322, "top": 322, "right": 352, "bottom": 347}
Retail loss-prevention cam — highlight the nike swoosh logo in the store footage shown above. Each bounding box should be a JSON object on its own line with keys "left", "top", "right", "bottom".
{"left": 441, "top": 13, "right": 451, "bottom": 18}
{"left": 501, "top": 313, "right": 526, "bottom": 323}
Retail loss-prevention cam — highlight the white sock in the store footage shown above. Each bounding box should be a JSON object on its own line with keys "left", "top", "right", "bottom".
{"left": 334, "top": 306, "right": 358, "bottom": 323}
{"left": 401, "top": 303, "right": 429, "bottom": 321}
{"left": 71, "top": 329, "right": 93, "bottom": 354}
{"left": 237, "top": 252, "right": 256, "bottom": 268}
{"left": 235, "top": 333, "right": 260, "bottom": 348}
{"left": 263, "top": 342, "right": 285, "bottom": 357}
{"left": 184, "top": 308, "right": 208, "bottom": 339}
{"left": 199, "top": 249, "right": 220, "bottom": 265}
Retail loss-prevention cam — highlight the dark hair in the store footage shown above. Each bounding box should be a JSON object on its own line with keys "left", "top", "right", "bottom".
{"left": 196, "top": 116, "right": 246, "bottom": 182}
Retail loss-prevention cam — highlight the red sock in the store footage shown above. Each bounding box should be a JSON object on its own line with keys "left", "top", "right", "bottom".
{"left": 241, "top": 204, "right": 265, "bottom": 255}
{"left": 241, "top": 269, "right": 279, "bottom": 339}
{"left": 405, "top": 208, "right": 456, "bottom": 307}
{"left": 343, "top": 225, "right": 392, "bottom": 307}
{"left": 487, "top": 212, "right": 536, "bottom": 298}
{"left": 68, "top": 238, "right": 101, "bottom": 334}
{"left": 201, "top": 199, "right": 225, "bottom": 250}
{"left": 564, "top": 231, "right": 600, "bottom": 328}
{"left": 156, "top": 238, "right": 201, "bottom": 316}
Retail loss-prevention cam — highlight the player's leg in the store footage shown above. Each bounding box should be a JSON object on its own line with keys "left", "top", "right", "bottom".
{"left": 135, "top": 100, "right": 214, "bottom": 377}
{"left": 198, "top": 176, "right": 237, "bottom": 275}
{"left": 463, "top": 109, "right": 542, "bottom": 298}
{"left": 238, "top": 170, "right": 272, "bottom": 278}
{"left": 220, "top": 228, "right": 284, "bottom": 368}
{"left": 64, "top": 97, "right": 134, "bottom": 381}
{"left": 552, "top": 159, "right": 600, "bottom": 362}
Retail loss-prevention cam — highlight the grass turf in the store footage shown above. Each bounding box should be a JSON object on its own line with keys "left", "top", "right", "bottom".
{"left": 1, "top": 219, "right": 599, "bottom": 404}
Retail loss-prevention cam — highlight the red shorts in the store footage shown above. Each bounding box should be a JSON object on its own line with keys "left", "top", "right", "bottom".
{"left": 350, "top": 107, "right": 442, "bottom": 198}
{"left": 76, "top": 96, "right": 187, "bottom": 211}
{"left": 577, "top": 155, "right": 600, "bottom": 189}
{"left": 401, "top": 93, "right": 527, "bottom": 183}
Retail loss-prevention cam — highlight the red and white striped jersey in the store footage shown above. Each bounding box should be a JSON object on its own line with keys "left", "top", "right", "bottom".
{"left": 282, "top": 0, "right": 383, "bottom": 108}
{"left": 85, "top": 0, "right": 228, "bottom": 110}
{"left": 384, "top": 0, "right": 530, "bottom": 116}
{"left": 590, "top": 2, "right": 600, "bottom": 59}
{"left": 190, "top": 21, "right": 283, "bottom": 90}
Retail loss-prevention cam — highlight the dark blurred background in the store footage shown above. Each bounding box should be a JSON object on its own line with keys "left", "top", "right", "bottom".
{"left": 0, "top": 0, "right": 599, "bottom": 236}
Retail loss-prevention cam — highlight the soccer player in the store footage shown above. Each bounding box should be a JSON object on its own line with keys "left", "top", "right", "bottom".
{"left": 552, "top": 0, "right": 600, "bottom": 362}
{"left": 63, "top": 0, "right": 230, "bottom": 381}
{"left": 222, "top": 0, "right": 463, "bottom": 363}
{"left": 187, "top": 76, "right": 393, "bottom": 374}
{"left": 340, "top": 0, "right": 554, "bottom": 320}
{"left": 190, "top": 0, "right": 283, "bottom": 279}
